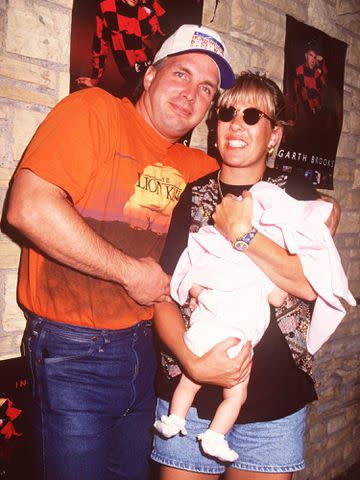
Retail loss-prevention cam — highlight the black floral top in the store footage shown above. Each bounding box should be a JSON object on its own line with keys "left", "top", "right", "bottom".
{"left": 156, "top": 168, "right": 319, "bottom": 423}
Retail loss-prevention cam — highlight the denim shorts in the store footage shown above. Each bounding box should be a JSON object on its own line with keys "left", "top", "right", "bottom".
{"left": 151, "top": 398, "right": 306, "bottom": 474}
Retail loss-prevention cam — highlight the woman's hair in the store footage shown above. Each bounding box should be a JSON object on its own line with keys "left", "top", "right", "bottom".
{"left": 218, "top": 71, "right": 287, "bottom": 127}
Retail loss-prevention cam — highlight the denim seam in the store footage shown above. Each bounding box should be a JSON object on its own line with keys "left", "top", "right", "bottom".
{"left": 150, "top": 453, "right": 225, "bottom": 474}
{"left": 231, "top": 461, "right": 305, "bottom": 473}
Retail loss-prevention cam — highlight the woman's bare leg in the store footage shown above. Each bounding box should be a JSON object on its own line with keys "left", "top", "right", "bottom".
{"left": 160, "top": 465, "right": 221, "bottom": 480}
{"left": 225, "top": 469, "right": 293, "bottom": 480}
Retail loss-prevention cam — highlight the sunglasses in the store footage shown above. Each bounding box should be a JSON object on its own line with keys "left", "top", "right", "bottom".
{"left": 216, "top": 106, "right": 276, "bottom": 127}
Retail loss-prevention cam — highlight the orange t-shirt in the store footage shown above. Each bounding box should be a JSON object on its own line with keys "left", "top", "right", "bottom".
{"left": 16, "top": 88, "right": 218, "bottom": 329}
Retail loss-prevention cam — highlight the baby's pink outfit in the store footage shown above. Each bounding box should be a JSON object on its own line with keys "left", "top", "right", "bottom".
{"left": 171, "top": 182, "right": 356, "bottom": 358}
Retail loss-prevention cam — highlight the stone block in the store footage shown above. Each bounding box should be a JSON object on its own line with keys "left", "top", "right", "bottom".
{"left": 57, "top": 71, "right": 71, "bottom": 102}
{"left": 348, "top": 258, "right": 360, "bottom": 282}
{"left": 0, "top": 56, "right": 56, "bottom": 89}
{"left": 342, "top": 189, "right": 360, "bottom": 209}
{"left": 231, "top": 0, "right": 285, "bottom": 47}
{"left": 353, "top": 168, "right": 360, "bottom": 188}
{"left": 308, "top": 420, "right": 327, "bottom": 442}
{"left": 345, "top": 404, "right": 359, "bottom": 423}
{"left": 341, "top": 111, "right": 351, "bottom": 134}
{"left": 262, "top": 46, "right": 284, "bottom": 79}
{"left": 350, "top": 89, "right": 360, "bottom": 109}
{"left": 48, "top": 0, "right": 73, "bottom": 7}
{"left": 189, "top": 117, "right": 209, "bottom": 151}
{"left": 226, "top": 37, "right": 252, "bottom": 74}
{"left": 345, "top": 66, "right": 360, "bottom": 89}
{"left": 309, "top": 1, "right": 347, "bottom": 41}
{"left": 326, "top": 427, "right": 353, "bottom": 450}
{"left": 0, "top": 104, "right": 10, "bottom": 121}
{"left": 0, "top": 133, "right": 9, "bottom": 166}
{"left": 12, "top": 107, "right": 46, "bottom": 160}
{"left": 350, "top": 109, "right": 360, "bottom": 135}
{"left": 338, "top": 211, "right": 360, "bottom": 234}
{"left": 6, "top": 0, "right": 71, "bottom": 64}
{"left": 337, "top": 135, "right": 357, "bottom": 158}
{"left": 3, "top": 271, "right": 25, "bottom": 332}
{"left": 260, "top": 0, "right": 307, "bottom": 22}
{"left": 0, "top": 335, "right": 20, "bottom": 360}
{"left": 348, "top": 36, "right": 360, "bottom": 68}
{"left": 0, "top": 82, "right": 55, "bottom": 108}
{"left": 336, "top": 11, "right": 360, "bottom": 34}
{"left": 0, "top": 240, "right": 21, "bottom": 268}
{"left": 333, "top": 158, "right": 356, "bottom": 182}
{"left": 202, "top": 0, "right": 230, "bottom": 32}
{"left": 0, "top": 333, "right": 23, "bottom": 360}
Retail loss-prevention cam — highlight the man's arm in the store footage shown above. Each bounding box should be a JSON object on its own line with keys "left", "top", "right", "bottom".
{"left": 213, "top": 192, "right": 317, "bottom": 301}
{"left": 153, "top": 300, "right": 252, "bottom": 389}
{"left": 6, "top": 169, "right": 170, "bottom": 306}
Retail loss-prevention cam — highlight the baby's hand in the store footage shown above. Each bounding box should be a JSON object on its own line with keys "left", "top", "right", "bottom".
{"left": 189, "top": 284, "right": 204, "bottom": 311}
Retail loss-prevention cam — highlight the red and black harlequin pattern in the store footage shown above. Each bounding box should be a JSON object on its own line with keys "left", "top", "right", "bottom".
{"left": 91, "top": 0, "right": 166, "bottom": 80}
{"left": 294, "top": 60, "right": 328, "bottom": 113}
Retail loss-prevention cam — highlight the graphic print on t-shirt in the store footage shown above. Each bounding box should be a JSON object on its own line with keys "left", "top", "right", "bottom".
{"left": 123, "top": 163, "right": 186, "bottom": 234}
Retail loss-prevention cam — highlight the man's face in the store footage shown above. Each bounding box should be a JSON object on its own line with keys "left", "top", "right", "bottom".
{"left": 138, "top": 53, "right": 219, "bottom": 143}
{"left": 305, "top": 50, "right": 317, "bottom": 69}
{"left": 123, "top": 0, "right": 139, "bottom": 6}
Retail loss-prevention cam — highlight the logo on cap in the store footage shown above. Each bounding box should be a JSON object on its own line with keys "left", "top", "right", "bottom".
{"left": 190, "top": 31, "right": 225, "bottom": 58}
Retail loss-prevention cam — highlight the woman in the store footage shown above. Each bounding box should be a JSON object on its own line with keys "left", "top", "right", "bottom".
{"left": 151, "top": 72, "right": 335, "bottom": 479}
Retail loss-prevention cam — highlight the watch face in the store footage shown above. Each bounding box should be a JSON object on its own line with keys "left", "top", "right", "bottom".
{"left": 234, "top": 239, "right": 248, "bottom": 252}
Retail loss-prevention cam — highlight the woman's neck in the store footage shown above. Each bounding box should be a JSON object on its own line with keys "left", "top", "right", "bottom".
{"left": 219, "top": 164, "right": 266, "bottom": 186}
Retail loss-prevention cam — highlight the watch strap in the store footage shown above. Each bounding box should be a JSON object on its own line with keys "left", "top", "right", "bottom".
{"left": 233, "top": 226, "right": 258, "bottom": 252}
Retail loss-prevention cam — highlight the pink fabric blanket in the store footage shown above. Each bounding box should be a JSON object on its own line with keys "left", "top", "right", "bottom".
{"left": 171, "top": 182, "right": 356, "bottom": 356}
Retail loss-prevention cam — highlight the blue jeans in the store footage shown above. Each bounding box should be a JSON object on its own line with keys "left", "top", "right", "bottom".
{"left": 23, "top": 313, "right": 156, "bottom": 480}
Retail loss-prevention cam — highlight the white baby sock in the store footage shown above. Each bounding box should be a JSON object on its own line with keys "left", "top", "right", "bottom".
{"left": 154, "top": 414, "right": 187, "bottom": 438}
{"left": 197, "top": 429, "right": 238, "bottom": 462}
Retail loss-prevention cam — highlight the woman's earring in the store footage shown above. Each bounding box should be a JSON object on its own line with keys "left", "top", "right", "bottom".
{"left": 268, "top": 145, "right": 275, "bottom": 156}
{"left": 214, "top": 142, "right": 218, "bottom": 149}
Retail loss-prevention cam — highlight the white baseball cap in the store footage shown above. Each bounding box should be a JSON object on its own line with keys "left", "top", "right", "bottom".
{"left": 153, "top": 24, "right": 235, "bottom": 89}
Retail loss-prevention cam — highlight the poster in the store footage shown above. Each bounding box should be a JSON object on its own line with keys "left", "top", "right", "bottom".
{"left": 275, "top": 15, "right": 347, "bottom": 189}
{"left": 70, "top": 0, "right": 204, "bottom": 100}
{"left": 0, "top": 357, "right": 32, "bottom": 480}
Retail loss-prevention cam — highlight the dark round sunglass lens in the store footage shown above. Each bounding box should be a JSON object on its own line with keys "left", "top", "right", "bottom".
{"left": 218, "top": 106, "right": 236, "bottom": 122}
{"left": 243, "top": 108, "right": 261, "bottom": 125}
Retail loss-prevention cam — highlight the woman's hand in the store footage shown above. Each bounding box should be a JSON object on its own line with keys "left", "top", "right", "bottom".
{"left": 185, "top": 339, "right": 253, "bottom": 389}
{"left": 213, "top": 192, "right": 254, "bottom": 243}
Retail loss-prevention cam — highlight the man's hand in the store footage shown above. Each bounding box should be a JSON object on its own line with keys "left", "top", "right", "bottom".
{"left": 75, "top": 77, "right": 99, "bottom": 88}
{"left": 213, "top": 192, "right": 253, "bottom": 243}
{"left": 123, "top": 257, "right": 171, "bottom": 306}
{"left": 185, "top": 339, "right": 253, "bottom": 389}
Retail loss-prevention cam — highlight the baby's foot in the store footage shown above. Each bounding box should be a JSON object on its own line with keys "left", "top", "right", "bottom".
{"left": 197, "top": 429, "right": 238, "bottom": 462}
{"left": 154, "top": 414, "right": 187, "bottom": 438}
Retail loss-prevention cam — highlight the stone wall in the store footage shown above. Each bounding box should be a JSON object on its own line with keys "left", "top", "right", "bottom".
{"left": 0, "top": 0, "right": 359, "bottom": 478}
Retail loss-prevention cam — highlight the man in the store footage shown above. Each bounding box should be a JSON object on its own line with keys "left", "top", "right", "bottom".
{"left": 6, "top": 24, "right": 246, "bottom": 480}
{"left": 76, "top": 0, "right": 166, "bottom": 97}
{"left": 293, "top": 40, "right": 328, "bottom": 125}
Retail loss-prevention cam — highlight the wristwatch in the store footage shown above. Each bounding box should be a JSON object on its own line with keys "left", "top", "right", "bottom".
{"left": 232, "top": 226, "right": 258, "bottom": 252}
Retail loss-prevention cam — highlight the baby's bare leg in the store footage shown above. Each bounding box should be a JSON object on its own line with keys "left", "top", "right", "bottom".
{"left": 197, "top": 377, "right": 250, "bottom": 463}
{"left": 210, "top": 377, "right": 249, "bottom": 434}
{"left": 171, "top": 374, "right": 202, "bottom": 418}
{"left": 154, "top": 374, "right": 201, "bottom": 438}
